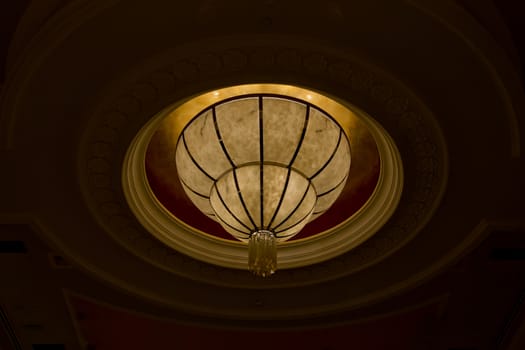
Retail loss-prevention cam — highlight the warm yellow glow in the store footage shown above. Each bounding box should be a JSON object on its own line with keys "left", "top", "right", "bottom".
{"left": 146, "top": 84, "right": 381, "bottom": 244}
{"left": 157, "top": 84, "right": 360, "bottom": 146}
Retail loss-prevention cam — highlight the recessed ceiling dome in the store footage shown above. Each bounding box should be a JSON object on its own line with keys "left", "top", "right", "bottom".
{"left": 123, "top": 84, "right": 403, "bottom": 272}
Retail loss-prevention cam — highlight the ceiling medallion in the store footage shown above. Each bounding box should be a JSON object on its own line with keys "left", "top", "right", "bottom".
{"left": 123, "top": 84, "right": 403, "bottom": 275}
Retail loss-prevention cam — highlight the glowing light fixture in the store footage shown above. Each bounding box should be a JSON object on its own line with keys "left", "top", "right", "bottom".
{"left": 175, "top": 94, "right": 351, "bottom": 276}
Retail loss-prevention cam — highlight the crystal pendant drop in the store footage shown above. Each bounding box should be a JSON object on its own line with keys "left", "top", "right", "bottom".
{"left": 248, "top": 230, "right": 277, "bottom": 277}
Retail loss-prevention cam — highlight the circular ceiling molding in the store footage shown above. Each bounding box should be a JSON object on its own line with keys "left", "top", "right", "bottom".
{"left": 78, "top": 41, "right": 448, "bottom": 289}
{"left": 122, "top": 84, "right": 403, "bottom": 270}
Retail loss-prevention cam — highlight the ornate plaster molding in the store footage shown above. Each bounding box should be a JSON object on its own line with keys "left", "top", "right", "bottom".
{"left": 79, "top": 41, "right": 448, "bottom": 288}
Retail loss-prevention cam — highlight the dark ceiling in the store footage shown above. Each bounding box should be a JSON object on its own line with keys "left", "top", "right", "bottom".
{"left": 1, "top": 2, "right": 524, "bottom": 350}
{"left": 0, "top": 0, "right": 30, "bottom": 84}
{"left": 1, "top": 1, "right": 525, "bottom": 85}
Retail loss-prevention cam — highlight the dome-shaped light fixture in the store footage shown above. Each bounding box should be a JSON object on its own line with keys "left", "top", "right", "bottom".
{"left": 175, "top": 95, "right": 351, "bottom": 276}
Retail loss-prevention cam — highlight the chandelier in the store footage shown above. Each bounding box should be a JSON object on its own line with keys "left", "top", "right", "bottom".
{"left": 175, "top": 94, "right": 351, "bottom": 276}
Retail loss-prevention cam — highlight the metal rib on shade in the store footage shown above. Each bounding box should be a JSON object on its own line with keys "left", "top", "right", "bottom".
{"left": 175, "top": 94, "right": 351, "bottom": 242}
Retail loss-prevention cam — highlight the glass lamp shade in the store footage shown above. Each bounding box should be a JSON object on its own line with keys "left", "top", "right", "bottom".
{"left": 175, "top": 95, "right": 351, "bottom": 275}
{"left": 210, "top": 164, "right": 317, "bottom": 240}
